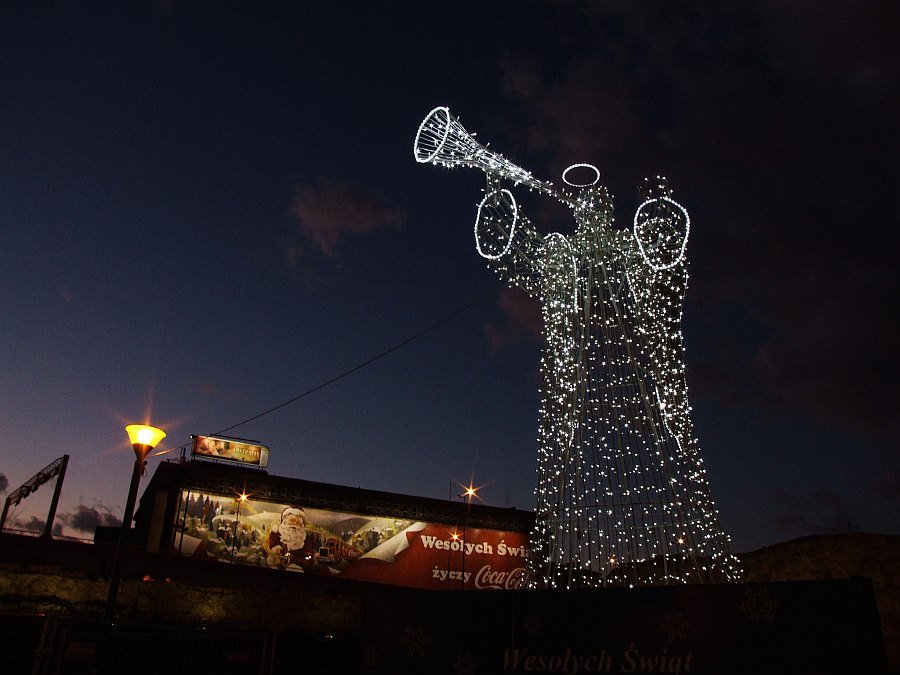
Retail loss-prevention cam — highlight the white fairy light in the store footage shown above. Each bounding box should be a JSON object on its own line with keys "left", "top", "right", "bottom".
{"left": 562, "top": 163, "right": 600, "bottom": 187}
{"left": 633, "top": 197, "right": 691, "bottom": 271}
{"left": 475, "top": 189, "right": 518, "bottom": 260}
{"left": 415, "top": 107, "right": 741, "bottom": 589}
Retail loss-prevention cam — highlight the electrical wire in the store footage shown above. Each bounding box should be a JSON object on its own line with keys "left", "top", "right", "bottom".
{"left": 208, "top": 297, "right": 483, "bottom": 437}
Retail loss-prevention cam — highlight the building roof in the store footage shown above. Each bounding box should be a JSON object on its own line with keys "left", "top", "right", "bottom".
{"left": 136, "top": 459, "right": 533, "bottom": 533}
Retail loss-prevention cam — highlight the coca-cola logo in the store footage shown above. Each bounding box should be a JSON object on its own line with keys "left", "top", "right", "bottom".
{"left": 474, "top": 564, "right": 530, "bottom": 590}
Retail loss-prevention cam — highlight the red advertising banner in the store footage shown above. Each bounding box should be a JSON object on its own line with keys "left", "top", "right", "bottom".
{"left": 339, "top": 522, "right": 530, "bottom": 590}
{"left": 173, "top": 490, "right": 531, "bottom": 590}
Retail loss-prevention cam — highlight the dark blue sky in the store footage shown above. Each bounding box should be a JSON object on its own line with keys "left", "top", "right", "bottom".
{"left": 1, "top": 2, "right": 897, "bottom": 552}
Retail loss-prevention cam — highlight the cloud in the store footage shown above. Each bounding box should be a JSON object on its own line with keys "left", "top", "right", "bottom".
{"left": 196, "top": 381, "right": 247, "bottom": 402}
{"left": 0, "top": 473, "right": 8, "bottom": 494}
{"left": 57, "top": 504, "right": 121, "bottom": 533}
{"left": 15, "top": 515, "right": 46, "bottom": 533}
{"left": 773, "top": 489, "right": 853, "bottom": 538}
{"left": 484, "top": 287, "right": 542, "bottom": 352}
{"left": 287, "top": 179, "right": 405, "bottom": 257}
{"left": 495, "top": 4, "right": 899, "bottom": 443}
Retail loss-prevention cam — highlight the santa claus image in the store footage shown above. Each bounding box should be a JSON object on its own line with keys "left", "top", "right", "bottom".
{"left": 266, "top": 506, "right": 315, "bottom": 570}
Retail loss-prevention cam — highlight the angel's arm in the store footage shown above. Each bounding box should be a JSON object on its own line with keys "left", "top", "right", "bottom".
{"left": 475, "top": 182, "right": 546, "bottom": 296}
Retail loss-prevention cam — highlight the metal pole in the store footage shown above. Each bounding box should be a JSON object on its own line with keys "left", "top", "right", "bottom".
{"left": 41, "top": 454, "right": 69, "bottom": 539}
{"left": 175, "top": 489, "right": 188, "bottom": 554}
{"left": 230, "top": 498, "right": 242, "bottom": 562}
{"left": 462, "top": 498, "right": 471, "bottom": 591}
{"left": 105, "top": 457, "right": 145, "bottom": 620}
{"left": 0, "top": 496, "right": 11, "bottom": 534}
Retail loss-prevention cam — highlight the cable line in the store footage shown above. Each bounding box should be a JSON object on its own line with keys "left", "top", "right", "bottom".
{"left": 213, "top": 297, "right": 482, "bottom": 436}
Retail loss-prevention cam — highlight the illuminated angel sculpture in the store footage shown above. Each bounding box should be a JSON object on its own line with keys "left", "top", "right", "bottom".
{"left": 415, "top": 107, "right": 740, "bottom": 588}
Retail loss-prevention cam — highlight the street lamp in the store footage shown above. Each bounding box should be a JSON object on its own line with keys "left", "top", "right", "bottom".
{"left": 104, "top": 424, "right": 166, "bottom": 620}
{"left": 230, "top": 491, "right": 249, "bottom": 562}
{"left": 456, "top": 481, "right": 481, "bottom": 591}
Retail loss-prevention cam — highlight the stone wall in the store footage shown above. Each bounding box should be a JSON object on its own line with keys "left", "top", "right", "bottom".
{"left": 0, "top": 559, "right": 362, "bottom": 638}
{"left": 740, "top": 533, "right": 899, "bottom": 671}
{"left": 2, "top": 532, "right": 897, "bottom": 671}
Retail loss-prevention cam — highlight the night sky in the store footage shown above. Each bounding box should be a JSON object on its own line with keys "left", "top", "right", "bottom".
{"left": 1, "top": 2, "right": 897, "bottom": 553}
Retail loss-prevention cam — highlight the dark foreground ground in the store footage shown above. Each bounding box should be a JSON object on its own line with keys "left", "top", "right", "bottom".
{"left": 1, "top": 532, "right": 896, "bottom": 673}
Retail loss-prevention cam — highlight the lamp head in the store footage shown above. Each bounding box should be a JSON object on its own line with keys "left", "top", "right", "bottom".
{"left": 125, "top": 424, "right": 166, "bottom": 461}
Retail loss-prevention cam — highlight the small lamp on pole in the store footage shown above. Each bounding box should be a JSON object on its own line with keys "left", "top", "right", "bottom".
{"left": 104, "top": 423, "right": 166, "bottom": 620}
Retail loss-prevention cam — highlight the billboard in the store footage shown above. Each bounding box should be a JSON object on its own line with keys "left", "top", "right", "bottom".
{"left": 173, "top": 489, "right": 531, "bottom": 590}
{"left": 192, "top": 435, "right": 269, "bottom": 468}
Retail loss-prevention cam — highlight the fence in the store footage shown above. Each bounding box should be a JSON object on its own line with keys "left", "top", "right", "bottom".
{"left": 0, "top": 615, "right": 274, "bottom": 675}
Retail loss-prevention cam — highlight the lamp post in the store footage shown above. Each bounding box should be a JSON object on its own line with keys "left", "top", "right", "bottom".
{"left": 104, "top": 423, "right": 166, "bottom": 620}
{"left": 230, "top": 491, "right": 248, "bottom": 563}
{"left": 457, "top": 483, "right": 479, "bottom": 591}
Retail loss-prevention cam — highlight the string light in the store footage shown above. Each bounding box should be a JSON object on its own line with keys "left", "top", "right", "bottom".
{"left": 416, "top": 107, "right": 741, "bottom": 588}
{"left": 562, "top": 163, "right": 601, "bottom": 187}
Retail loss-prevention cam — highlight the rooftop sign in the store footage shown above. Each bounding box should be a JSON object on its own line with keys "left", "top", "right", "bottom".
{"left": 192, "top": 435, "right": 269, "bottom": 468}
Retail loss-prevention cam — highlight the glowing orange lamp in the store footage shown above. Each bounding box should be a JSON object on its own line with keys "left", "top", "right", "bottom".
{"left": 106, "top": 423, "right": 166, "bottom": 619}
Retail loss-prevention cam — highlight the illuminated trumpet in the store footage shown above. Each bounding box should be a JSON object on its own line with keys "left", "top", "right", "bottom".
{"left": 414, "top": 106, "right": 576, "bottom": 207}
